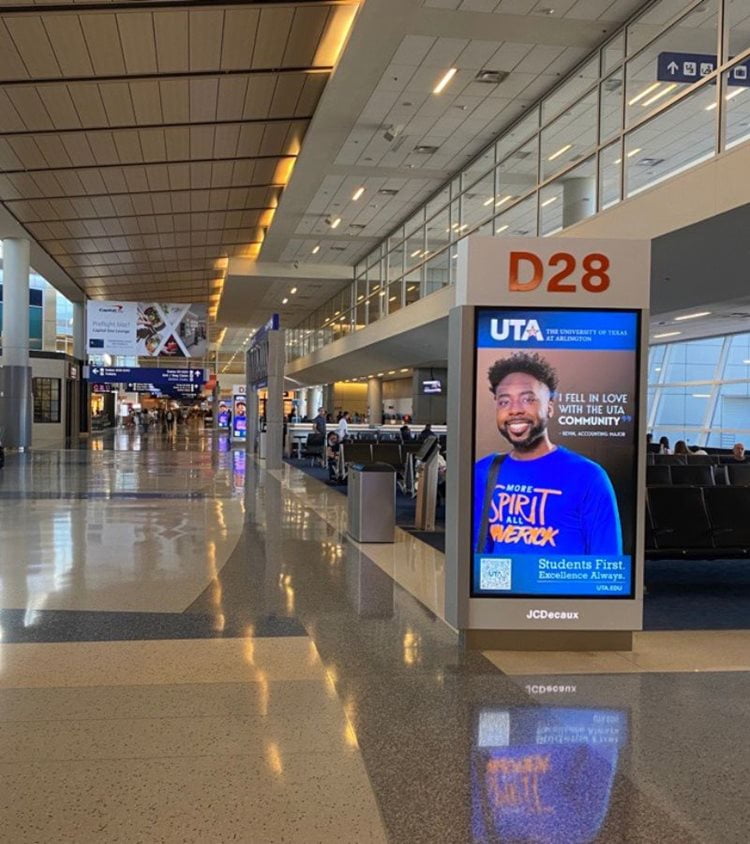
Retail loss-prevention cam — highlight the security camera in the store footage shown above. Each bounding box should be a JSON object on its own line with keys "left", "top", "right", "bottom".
{"left": 383, "top": 124, "right": 404, "bottom": 143}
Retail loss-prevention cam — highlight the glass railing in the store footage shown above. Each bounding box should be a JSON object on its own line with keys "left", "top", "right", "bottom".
{"left": 287, "top": 0, "right": 750, "bottom": 364}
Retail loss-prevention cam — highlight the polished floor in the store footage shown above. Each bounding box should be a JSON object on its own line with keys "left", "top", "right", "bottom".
{"left": 0, "top": 430, "right": 748, "bottom": 842}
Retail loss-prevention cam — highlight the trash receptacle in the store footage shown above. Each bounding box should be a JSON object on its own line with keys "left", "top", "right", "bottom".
{"left": 347, "top": 463, "right": 395, "bottom": 543}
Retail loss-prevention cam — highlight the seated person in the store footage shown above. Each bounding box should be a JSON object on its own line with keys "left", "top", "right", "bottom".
{"left": 673, "top": 440, "right": 689, "bottom": 456}
{"left": 731, "top": 442, "right": 746, "bottom": 462}
{"left": 418, "top": 423, "right": 433, "bottom": 441}
{"left": 400, "top": 424, "right": 412, "bottom": 443}
{"left": 326, "top": 432, "right": 341, "bottom": 482}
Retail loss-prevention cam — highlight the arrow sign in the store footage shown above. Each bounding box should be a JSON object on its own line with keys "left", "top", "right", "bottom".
{"left": 657, "top": 52, "right": 750, "bottom": 87}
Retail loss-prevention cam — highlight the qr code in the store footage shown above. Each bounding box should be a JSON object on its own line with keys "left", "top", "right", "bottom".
{"left": 480, "top": 558, "right": 512, "bottom": 591}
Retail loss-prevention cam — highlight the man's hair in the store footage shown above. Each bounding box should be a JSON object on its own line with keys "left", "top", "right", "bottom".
{"left": 488, "top": 352, "right": 559, "bottom": 396}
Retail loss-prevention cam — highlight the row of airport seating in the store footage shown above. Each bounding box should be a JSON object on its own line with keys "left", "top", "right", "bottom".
{"left": 647, "top": 453, "right": 744, "bottom": 466}
{"left": 647, "top": 485, "right": 750, "bottom": 558}
{"left": 646, "top": 463, "right": 750, "bottom": 487}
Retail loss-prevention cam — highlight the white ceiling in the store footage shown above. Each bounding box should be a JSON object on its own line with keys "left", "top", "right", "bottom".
{"left": 262, "top": 0, "right": 650, "bottom": 268}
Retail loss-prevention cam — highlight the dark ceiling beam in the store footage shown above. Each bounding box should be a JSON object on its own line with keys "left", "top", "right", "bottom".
{"left": 24, "top": 207, "right": 275, "bottom": 224}
{"left": 0, "top": 66, "right": 331, "bottom": 88}
{"left": 0, "top": 116, "right": 313, "bottom": 139}
{"left": 0, "top": 0, "right": 347, "bottom": 14}
{"left": 49, "top": 241, "right": 262, "bottom": 257}
{"left": 4, "top": 182, "right": 284, "bottom": 203}
{"left": 0, "top": 153, "right": 296, "bottom": 176}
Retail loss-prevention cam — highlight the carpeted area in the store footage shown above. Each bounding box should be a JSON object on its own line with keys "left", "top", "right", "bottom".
{"left": 288, "top": 460, "right": 750, "bottom": 629}
{"left": 643, "top": 559, "right": 750, "bottom": 630}
{"left": 286, "top": 458, "right": 446, "bottom": 549}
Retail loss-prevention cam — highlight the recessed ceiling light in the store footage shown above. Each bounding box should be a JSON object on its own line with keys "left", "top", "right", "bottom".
{"left": 388, "top": 370, "right": 396, "bottom": 375}
{"left": 352, "top": 187, "right": 365, "bottom": 201}
{"left": 433, "top": 67, "right": 457, "bottom": 95}
{"left": 641, "top": 83, "right": 676, "bottom": 107}
{"left": 541, "top": 196, "right": 558, "bottom": 207}
{"left": 495, "top": 195, "right": 513, "bottom": 207}
{"left": 311, "top": 245, "right": 320, "bottom": 254}
{"left": 628, "top": 82, "right": 661, "bottom": 106}
{"left": 414, "top": 144, "right": 439, "bottom": 154}
{"left": 290, "top": 287, "right": 297, "bottom": 294}
{"left": 653, "top": 331, "right": 682, "bottom": 339}
{"left": 547, "top": 144, "right": 572, "bottom": 161}
{"left": 674, "top": 311, "right": 711, "bottom": 321}
{"left": 282, "top": 298, "right": 288, "bottom": 304}
{"left": 400, "top": 368, "right": 408, "bottom": 373}
{"left": 329, "top": 217, "right": 341, "bottom": 229}
{"left": 377, "top": 372, "right": 384, "bottom": 377}
{"left": 496, "top": 224, "right": 509, "bottom": 233}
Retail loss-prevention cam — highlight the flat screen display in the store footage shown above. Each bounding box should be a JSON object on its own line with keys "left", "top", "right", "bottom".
{"left": 471, "top": 307, "right": 639, "bottom": 598}
{"left": 422, "top": 379, "right": 443, "bottom": 394}
{"left": 232, "top": 394, "right": 247, "bottom": 440}
{"left": 217, "top": 401, "right": 230, "bottom": 429}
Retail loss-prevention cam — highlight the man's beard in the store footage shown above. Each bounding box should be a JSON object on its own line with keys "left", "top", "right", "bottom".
{"left": 499, "top": 417, "right": 547, "bottom": 452}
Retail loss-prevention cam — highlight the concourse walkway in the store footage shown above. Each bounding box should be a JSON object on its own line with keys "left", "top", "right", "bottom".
{"left": 0, "top": 432, "right": 748, "bottom": 842}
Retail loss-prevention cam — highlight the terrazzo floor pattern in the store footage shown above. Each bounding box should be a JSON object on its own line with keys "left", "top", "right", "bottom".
{"left": 0, "top": 432, "right": 748, "bottom": 842}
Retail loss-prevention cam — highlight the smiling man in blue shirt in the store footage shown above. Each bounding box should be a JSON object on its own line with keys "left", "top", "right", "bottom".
{"left": 474, "top": 352, "right": 622, "bottom": 556}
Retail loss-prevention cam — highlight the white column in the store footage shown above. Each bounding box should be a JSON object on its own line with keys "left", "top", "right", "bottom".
{"left": 562, "top": 177, "right": 597, "bottom": 229}
{"left": 42, "top": 284, "right": 57, "bottom": 351}
{"left": 72, "top": 301, "right": 85, "bottom": 360}
{"left": 1, "top": 238, "right": 32, "bottom": 448}
{"left": 367, "top": 377, "right": 383, "bottom": 425}
{"left": 265, "top": 330, "right": 285, "bottom": 470}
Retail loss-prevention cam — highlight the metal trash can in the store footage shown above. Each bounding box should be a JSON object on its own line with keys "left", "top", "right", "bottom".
{"left": 347, "top": 463, "right": 395, "bottom": 543}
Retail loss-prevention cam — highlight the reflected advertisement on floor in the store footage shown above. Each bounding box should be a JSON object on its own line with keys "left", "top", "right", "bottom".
{"left": 471, "top": 706, "right": 628, "bottom": 843}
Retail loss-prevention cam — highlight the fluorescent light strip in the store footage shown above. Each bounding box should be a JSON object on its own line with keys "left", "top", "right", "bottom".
{"left": 641, "top": 83, "right": 677, "bottom": 107}
{"left": 706, "top": 88, "right": 745, "bottom": 111}
{"left": 433, "top": 67, "right": 457, "bottom": 94}
{"left": 352, "top": 186, "right": 365, "bottom": 201}
{"left": 311, "top": 244, "right": 320, "bottom": 254}
{"left": 614, "top": 148, "right": 642, "bottom": 165}
{"left": 496, "top": 224, "right": 509, "bottom": 233}
{"left": 628, "top": 82, "right": 661, "bottom": 106}
{"left": 483, "top": 197, "right": 494, "bottom": 206}
{"left": 653, "top": 331, "right": 682, "bottom": 339}
{"left": 495, "top": 195, "right": 512, "bottom": 207}
{"left": 290, "top": 287, "right": 297, "bottom": 294}
{"left": 541, "top": 196, "right": 558, "bottom": 207}
{"left": 674, "top": 311, "right": 711, "bottom": 321}
{"left": 330, "top": 217, "right": 341, "bottom": 229}
{"left": 547, "top": 144, "right": 572, "bottom": 161}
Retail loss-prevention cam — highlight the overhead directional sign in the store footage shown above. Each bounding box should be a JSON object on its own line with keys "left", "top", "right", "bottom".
{"left": 657, "top": 52, "right": 750, "bottom": 86}
{"left": 85, "top": 366, "right": 207, "bottom": 386}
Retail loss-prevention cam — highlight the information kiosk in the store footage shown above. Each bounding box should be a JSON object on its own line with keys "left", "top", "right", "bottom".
{"left": 446, "top": 237, "right": 649, "bottom": 651}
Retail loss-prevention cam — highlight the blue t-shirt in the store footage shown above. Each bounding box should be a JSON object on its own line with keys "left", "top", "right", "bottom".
{"left": 474, "top": 447, "right": 622, "bottom": 555}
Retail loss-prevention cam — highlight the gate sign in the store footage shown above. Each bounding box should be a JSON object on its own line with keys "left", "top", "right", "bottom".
{"left": 85, "top": 366, "right": 206, "bottom": 386}
{"left": 657, "top": 52, "right": 750, "bottom": 86}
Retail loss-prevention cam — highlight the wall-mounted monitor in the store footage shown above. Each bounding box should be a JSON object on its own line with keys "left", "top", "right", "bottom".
{"left": 422, "top": 379, "right": 443, "bottom": 394}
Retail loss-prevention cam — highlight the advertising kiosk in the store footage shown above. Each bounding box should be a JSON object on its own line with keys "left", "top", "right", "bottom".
{"left": 446, "top": 237, "right": 649, "bottom": 651}
{"left": 232, "top": 387, "right": 247, "bottom": 442}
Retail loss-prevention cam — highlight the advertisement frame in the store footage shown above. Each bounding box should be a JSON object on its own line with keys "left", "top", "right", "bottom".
{"left": 469, "top": 304, "right": 642, "bottom": 602}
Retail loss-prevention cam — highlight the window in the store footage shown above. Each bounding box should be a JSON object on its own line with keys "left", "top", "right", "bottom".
{"left": 33, "top": 377, "right": 61, "bottom": 423}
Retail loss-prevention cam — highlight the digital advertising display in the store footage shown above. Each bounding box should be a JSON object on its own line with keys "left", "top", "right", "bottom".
{"left": 472, "top": 307, "right": 639, "bottom": 599}
{"left": 232, "top": 394, "right": 247, "bottom": 441}
{"left": 217, "top": 401, "right": 231, "bottom": 430}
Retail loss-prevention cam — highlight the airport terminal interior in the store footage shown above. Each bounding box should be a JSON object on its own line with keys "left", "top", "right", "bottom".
{"left": 1, "top": 0, "right": 750, "bottom": 841}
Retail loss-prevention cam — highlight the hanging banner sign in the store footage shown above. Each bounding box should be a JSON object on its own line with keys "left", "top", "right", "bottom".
{"left": 86, "top": 301, "right": 208, "bottom": 357}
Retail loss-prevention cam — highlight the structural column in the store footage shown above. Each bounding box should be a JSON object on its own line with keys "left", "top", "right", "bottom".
{"left": 42, "top": 284, "right": 57, "bottom": 351}
{"left": 265, "top": 329, "right": 285, "bottom": 470}
{"left": 0, "top": 238, "right": 32, "bottom": 449}
{"left": 561, "top": 176, "right": 596, "bottom": 228}
{"left": 72, "top": 301, "right": 87, "bottom": 437}
{"left": 367, "top": 376, "right": 383, "bottom": 425}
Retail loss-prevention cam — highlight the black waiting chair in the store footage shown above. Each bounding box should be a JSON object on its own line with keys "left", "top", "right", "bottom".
{"left": 647, "top": 486, "right": 714, "bottom": 555}
{"left": 654, "top": 454, "right": 687, "bottom": 466}
{"left": 341, "top": 442, "right": 374, "bottom": 467}
{"left": 727, "top": 463, "right": 750, "bottom": 486}
{"left": 646, "top": 453, "right": 655, "bottom": 466}
{"left": 669, "top": 464, "right": 715, "bottom": 486}
{"left": 372, "top": 443, "right": 404, "bottom": 473}
{"left": 712, "top": 465, "right": 729, "bottom": 485}
{"left": 647, "top": 465, "right": 671, "bottom": 486}
{"left": 703, "top": 486, "right": 750, "bottom": 551}
{"left": 304, "top": 432, "right": 325, "bottom": 467}
{"left": 685, "top": 454, "right": 716, "bottom": 465}
{"left": 356, "top": 431, "right": 378, "bottom": 443}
